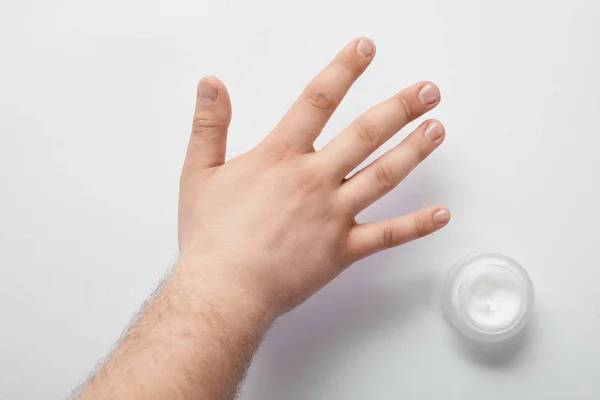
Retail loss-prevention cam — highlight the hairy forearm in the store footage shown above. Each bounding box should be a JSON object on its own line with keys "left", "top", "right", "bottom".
{"left": 77, "top": 261, "right": 274, "bottom": 400}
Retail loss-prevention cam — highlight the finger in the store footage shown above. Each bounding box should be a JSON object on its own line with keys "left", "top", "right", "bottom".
{"left": 184, "top": 77, "right": 232, "bottom": 171}
{"left": 339, "top": 120, "right": 445, "bottom": 215}
{"left": 345, "top": 206, "right": 450, "bottom": 261}
{"left": 268, "top": 38, "right": 376, "bottom": 154}
{"left": 319, "top": 81, "right": 440, "bottom": 178}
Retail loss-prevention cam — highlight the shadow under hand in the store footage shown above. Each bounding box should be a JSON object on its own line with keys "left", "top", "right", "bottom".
{"left": 259, "top": 254, "right": 434, "bottom": 379}
{"left": 449, "top": 315, "right": 537, "bottom": 368}
{"left": 245, "top": 179, "right": 444, "bottom": 399}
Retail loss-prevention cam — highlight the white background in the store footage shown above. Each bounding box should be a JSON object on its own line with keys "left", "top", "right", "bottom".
{"left": 1, "top": 0, "right": 599, "bottom": 398}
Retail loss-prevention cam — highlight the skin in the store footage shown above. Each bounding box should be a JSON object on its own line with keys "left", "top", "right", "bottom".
{"left": 76, "top": 37, "right": 450, "bottom": 400}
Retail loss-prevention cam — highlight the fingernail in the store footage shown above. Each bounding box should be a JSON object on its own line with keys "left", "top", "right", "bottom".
{"left": 425, "top": 121, "right": 444, "bottom": 142}
{"left": 356, "top": 39, "right": 374, "bottom": 58}
{"left": 418, "top": 84, "right": 439, "bottom": 106}
{"left": 198, "top": 80, "right": 218, "bottom": 104}
{"left": 433, "top": 209, "right": 450, "bottom": 225}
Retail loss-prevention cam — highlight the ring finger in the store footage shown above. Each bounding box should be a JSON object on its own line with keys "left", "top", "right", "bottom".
{"left": 338, "top": 119, "right": 445, "bottom": 215}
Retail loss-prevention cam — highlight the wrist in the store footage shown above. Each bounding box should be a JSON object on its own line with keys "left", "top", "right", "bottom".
{"left": 168, "top": 256, "right": 277, "bottom": 334}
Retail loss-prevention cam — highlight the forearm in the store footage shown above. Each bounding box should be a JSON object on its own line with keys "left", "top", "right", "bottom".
{"left": 77, "top": 260, "right": 274, "bottom": 400}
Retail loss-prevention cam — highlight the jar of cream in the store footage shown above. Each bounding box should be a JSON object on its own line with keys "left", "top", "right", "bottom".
{"left": 442, "top": 253, "right": 534, "bottom": 342}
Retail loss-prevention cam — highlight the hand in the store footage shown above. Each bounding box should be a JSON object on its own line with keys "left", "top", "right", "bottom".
{"left": 77, "top": 37, "right": 451, "bottom": 400}
{"left": 178, "top": 37, "right": 450, "bottom": 319}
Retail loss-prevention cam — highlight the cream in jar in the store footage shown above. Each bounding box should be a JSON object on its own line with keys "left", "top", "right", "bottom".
{"left": 442, "top": 253, "right": 534, "bottom": 342}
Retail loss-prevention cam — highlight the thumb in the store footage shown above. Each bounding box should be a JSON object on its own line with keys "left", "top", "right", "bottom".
{"left": 184, "top": 77, "right": 232, "bottom": 171}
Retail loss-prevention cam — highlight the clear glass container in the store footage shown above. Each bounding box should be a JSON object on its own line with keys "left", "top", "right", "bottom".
{"left": 442, "top": 252, "right": 534, "bottom": 343}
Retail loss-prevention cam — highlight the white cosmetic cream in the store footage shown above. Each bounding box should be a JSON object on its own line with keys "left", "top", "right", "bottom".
{"left": 442, "top": 253, "right": 534, "bottom": 342}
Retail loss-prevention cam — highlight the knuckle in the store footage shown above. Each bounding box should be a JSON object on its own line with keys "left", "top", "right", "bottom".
{"left": 306, "top": 84, "right": 335, "bottom": 112}
{"left": 336, "top": 56, "right": 357, "bottom": 74}
{"left": 394, "top": 92, "right": 413, "bottom": 121}
{"left": 381, "top": 225, "right": 395, "bottom": 248}
{"left": 354, "top": 120, "right": 380, "bottom": 149}
{"left": 413, "top": 215, "right": 426, "bottom": 238}
{"left": 374, "top": 162, "right": 396, "bottom": 191}
{"left": 407, "top": 140, "right": 426, "bottom": 161}
{"left": 337, "top": 56, "right": 353, "bottom": 70}
{"left": 298, "top": 171, "right": 323, "bottom": 194}
{"left": 192, "top": 115, "right": 222, "bottom": 138}
{"left": 264, "top": 137, "right": 295, "bottom": 162}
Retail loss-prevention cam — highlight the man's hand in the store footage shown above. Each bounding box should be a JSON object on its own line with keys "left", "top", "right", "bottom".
{"left": 77, "top": 37, "right": 449, "bottom": 400}
{"left": 179, "top": 37, "right": 448, "bottom": 316}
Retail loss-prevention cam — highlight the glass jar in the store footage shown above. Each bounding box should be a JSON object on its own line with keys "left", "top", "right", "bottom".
{"left": 442, "top": 252, "right": 534, "bottom": 343}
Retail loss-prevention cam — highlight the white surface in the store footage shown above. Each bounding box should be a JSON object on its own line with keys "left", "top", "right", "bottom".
{"left": 1, "top": 0, "right": 600, "bottom": 398}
